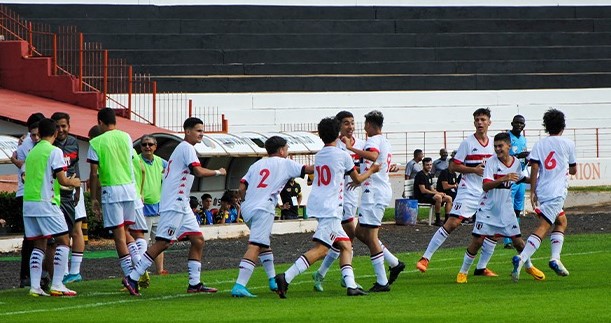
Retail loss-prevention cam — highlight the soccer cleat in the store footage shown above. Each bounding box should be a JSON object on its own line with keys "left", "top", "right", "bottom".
{"left": 29, "top": 287, "right": 50, "bottom": 297}
{"left": 187, "top": 282, "right": 218, "bottom": 293}
{"left": 63, "top": 273, "right": 83, "bottom": 284}
{"left": 473, "top": 268, "right": 499, "bottom": 277}
{"left": 340, "top": 278, "right": 363, "bottom": 289}
{"left": 268, "top": 277, "right": 278, "bottom": 292}
{"left": 138, "top": 270, "right": 151, "bottom": 289}
{"left": 347, "top": 287, "right": 368, "bottom": 296}
{"left": 549, "top": 259, "right": 570, "bottom": 277}
{"left": 122, "top": 276, "right": 141, "bottom": 296}
{"left": 368, "top": 282, "right": 390, "bottom": 292}
{"left": 50, "top": 286, "right": 77, "bottom": 297}
{"left": 388, "top": 261, "right": 406, "bottom": 285}
{"left": 525, "top": 266, "right": 546, "bottom": 281}
{"left": 312, "top": 271, "right": 325, "bottom": 292}
{"left": 231, "top": 284, "right": 257, "bottom": 298}
{"left": 416, "top": 257, "right": 429, "bottom": 273}
{"left": 511, "top": 255, "right": 524, "bottom": 283}
{"left": 275, "top": 273, "right": 289, "bottom": 299}
{"left": 456, "top": 272, "right": 468, "bottom": 284}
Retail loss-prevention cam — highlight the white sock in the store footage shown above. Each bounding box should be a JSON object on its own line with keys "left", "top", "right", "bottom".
{"left": 30, "top": 248, "right": 45, "bottom": 289}
{"left": 340, "top": 264, "right": 357, "bottom": 289}
{"left": 520, "top": 235, "right": 542, "bottom": 263}
{"left": 258, "top": 251, "right": 276, "bottom": 279}
{"left": 371, "top": 252, "right": 388, "bottom": 285}
{"left": 236, "top": 258, "right": 256, "bottom": 287}
{"left": 69, "top": 251, "right": 83, "bottom": 275}
{"left": 550, "top": 231, "right": 565, "bottom": 261}
{"left": 129, "top": 252, "right": 153, "bottom": 281}
{"left": 51, "top": 245, "right": 70, "bottom": 289}
{"left": 135, "top": 238, "right": 147, "bottom": 257}
{"left": 379, "top": 241, "right": 399, "bottom": 268}
{"left": 187, "top": 260, "right": 201, "bottom": 286}
{"left": 120, "top": 254, "right": 133, "bottom": 277}
{"left": 459, "top": 250, "right": 476, "bottom": 274}
{"left": 476, "top": 238, "right": 497, "bottom": 270}
{"left": 423, "top": 227, "right": 449, "bottom": 260}
{"left": 285, "top": 255, "right": 310, "bottom": 284}
{"left": 127, "top": 242, "right": 141, "bottom": 267}
{"left": 317, "top": 247, "right": 340, "bottom": 277}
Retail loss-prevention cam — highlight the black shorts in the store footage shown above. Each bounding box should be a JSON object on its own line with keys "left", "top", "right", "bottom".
{"left": 417, "top": 194, "right": 436, "bottom": 205}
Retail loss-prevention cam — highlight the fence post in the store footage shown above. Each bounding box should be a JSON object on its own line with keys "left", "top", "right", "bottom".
{"left": 152, "top": 81, "right": 157, "bottom": 126}
{"left": 188, "top": 99, "right": 193, "bottom": 117}
{"left": 596, "top": 128, "right": 600, "bottom": 158}
{"left": 128, "top": 65, "right": 133, "bottom": 118}
{"left": 27, "top": 22, "right": 33, "bottom": 56}
{"left": 222, "top": 114, "right": 228, "bottom": 132}
{"left": 52, "top": 34, "right": 57, "bottom": 75}
{"left": 78, "top": 33, "right": 83, "bottom": 91}
{"left": 103, "top": 50, "right": 108, "bottom": 107}
{"left": 443, "top": 130, "right": 447, "bottom": 149}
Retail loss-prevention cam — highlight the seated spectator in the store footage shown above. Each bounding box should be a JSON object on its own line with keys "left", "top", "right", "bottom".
{"left": 190, "top": 196, "right": 203, "bottom": 225}
{"left": 405, "top": 149, "right": 423, "bottom": 180}
{"left": 215, "top": 190, "right": 242, "bottom": 224}
{"left": 436, "top": 150, "right": 459, "bottom": 200}
{"left": 431, "top": 148, "right": 449, "bottom": 177}
{"left": 200, "top": 193, "right": 218, "bottom": 225}
{"left": 414, "top": 157, "right": 452, "bottom": 226}
{"left": 279, "top": 177, "right": 302, "bottom": 220}
{"left": 229, "top": 190, "right": 243, "bottom": 223}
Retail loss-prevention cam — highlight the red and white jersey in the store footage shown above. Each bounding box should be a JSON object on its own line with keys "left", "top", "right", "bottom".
{"left": 361, "top": 134, "right": 392, "bottom": 204}
{"left": 529, "top": 136, "right": 576, "bottom": 202}
{"left": 477, "top": 156, "right": 524, "bottom": 226}
{"left": 160, "top": 141, "right": 200, "bottom": 214}
{"left": 453, "top": 134, "right": 494, "bottom": 197}
{"left": 241, "top": 156, "right": 305, "bottom": 214}
{"left": 307, "top": 146, "right": 355, "bottom": 219}
{"left": 336, "top": 136, "right": 365, "bottom": 208}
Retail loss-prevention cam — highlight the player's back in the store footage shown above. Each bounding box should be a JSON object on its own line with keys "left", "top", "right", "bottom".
{"left": 530, "top": 136, "right": 576, "bottom": 202}
{"left": 307, "top": 146, "right": 354, "bottom": 218}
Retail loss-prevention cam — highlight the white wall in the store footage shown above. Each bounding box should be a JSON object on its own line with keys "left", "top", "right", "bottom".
{"left": 4, "top": 1, "right": 611, "bottom": 6}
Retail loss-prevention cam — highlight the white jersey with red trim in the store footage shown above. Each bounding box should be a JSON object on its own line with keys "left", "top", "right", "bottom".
{"left": 477, "top": 156, "right": 524, "bottom": 226}
{"left": 337, "top": 136, "right": 365, "bottom": 209}
{"left": 307, "top": 146, "right": 355, "bottom": 219}
{"left": 453, "top": 134, "right": 494, "bottom": 197}
{"left": 529, "top": 136, "right": 576, "bottom": 202}
{"left": 361, "top": 134, "right": 392, "bottom": 205}
{"left": 241, "top": 156, "right": 304, "bottom": 214}
{"left": 160, "top": 141, "right": 200, "bottom": 214}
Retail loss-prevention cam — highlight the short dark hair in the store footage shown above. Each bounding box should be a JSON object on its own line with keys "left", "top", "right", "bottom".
{"left": 50, "top": 112, "right": 70, "bottom": 123}
{"left": 317, "top": 117, "right": 340, "bottom": 144}
{"left": 413, "top": 149, "right": 423, "bottom": 157}
{"left": 473, "top": 108, "right": 491, "bottom": 119}
{"left": 220, "top": 190, "right": 233, "bottom": 203}
{"left": 494, "top": 132, "right": 511, "bottom": 144}
{"left": 543, "top": 108, "right": 566, "bottom": 135}
{"left": 264, "top": 136, "right": 287, "bottom": 155}
{"left": 183, "top": 117, "right": 203, "bottom": 131}
{"left": 189, "top": 196, "right": 199, "bottom": 209}
{"left": 38, "top": 118, "right": 57, "bottom": 138}
{"left": 335, "top": 110, "right": 354, "bottom": 122}
{"left": 201, "top": 193, "right": 212, "bottom": 200}
{"left": 26, "top": 113, "right": 45, "bottom": 129}
{"left": 88, "top": 125, "right": 102, "bottom": 140}
{"left": 97, "top": 108, "right": 116, "bottom": 126}
{"left": 364, "top": 110, "right": 384, "bottom": 128}
{"left": 422, "top": 157, "right": 433, "bottom": 164}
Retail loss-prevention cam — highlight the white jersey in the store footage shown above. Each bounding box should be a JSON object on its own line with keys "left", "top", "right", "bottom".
{"left": 361, "top": 134, "right": 392, "bottom": 205}
{"left": 529, "top": 136, "right": 576, "bottom": 202}
{"left": 336, "top": 136, "right": 365, "bottom": 209}
{"left": 453, "top": 134, "right": 494, "bottom": 197}
{"left": 23, "top": 146, "right": 66, "bottom": 217}
{"left": 477, "top": 156, "right": 524, "bottom": 227}
{"left": 241, "top": 156, "right": 304, "bottom": 214}
{"left": 307, "top": 146, "right": 355, "bottom": 219}
{"left": 159, "top": 141, "right": 200, "bottom": 214}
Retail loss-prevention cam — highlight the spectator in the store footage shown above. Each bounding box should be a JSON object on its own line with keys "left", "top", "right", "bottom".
{"left": 432, "top": 148, "right": 449, "bottom": 177}
{"left": 279, "top": 178, "right": 302, "bottom": 220}
{"left": 200, "top": 193, "right": 217, "bottom": 225}
{"left": 190, "top": 196, "right": 202, "bottom": 225}
{"left": 436, "top": 150, "right": 459, "bottom": 201}
{"left": 230, "top": 190, "right": 243, "bottom": 223}
{"left": 414, "top": 157, "right": 452, "bottom": 226}
{"left": 215, "top": 190, "right": 241, "bottom": 224}
{"left": 405, "top": 149, "right": 423, "bottom": 180}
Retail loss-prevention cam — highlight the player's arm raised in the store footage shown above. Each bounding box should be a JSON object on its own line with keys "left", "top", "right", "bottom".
{"left": 192, "top": 165, "right": 227, "bottom": 178}
{"left": 349, "top": 162, "right": 380, "bottom": 185}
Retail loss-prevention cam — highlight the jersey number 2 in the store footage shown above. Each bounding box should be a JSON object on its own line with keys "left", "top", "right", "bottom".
{"left": 257, "top": 169, "right": 270, "bottom": 188}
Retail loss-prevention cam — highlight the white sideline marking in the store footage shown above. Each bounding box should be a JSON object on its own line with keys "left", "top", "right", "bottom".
{"left": 0, "top": 250, "right": 603, "bottom": 317}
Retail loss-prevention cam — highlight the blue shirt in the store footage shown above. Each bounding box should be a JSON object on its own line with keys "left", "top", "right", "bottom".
{"left": 509, "top": 131, "right": 528, "bottom": 170}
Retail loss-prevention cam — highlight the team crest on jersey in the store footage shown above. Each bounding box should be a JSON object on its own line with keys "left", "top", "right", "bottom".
{"left": 472, "top": 148, "right": 479, "bottom": 152}
{"left": 167, "top": 227, "right": 176, "bottom": 236}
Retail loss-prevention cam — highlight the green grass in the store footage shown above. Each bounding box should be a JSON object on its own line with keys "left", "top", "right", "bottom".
{"left": 1, "top": 233, "right": 609, "bottom": 321}
{"left": 568, "top": 185, "right": 611, "bottom": 192}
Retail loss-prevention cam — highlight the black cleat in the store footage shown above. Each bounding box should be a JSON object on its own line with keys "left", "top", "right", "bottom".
{"left": 388, "top": 261, "right": 406, "bottom": 285}
{"left": 347, "top": 287, "right": 368, "bottom": 296}
{"left": 368, "top": 282, "right": 390, "bottom": 292}
{"left": 275, "top": 273, "right": 289, "bottom": 299}
{"left": 122, "top": 276, "right": 141, "bottom": 296}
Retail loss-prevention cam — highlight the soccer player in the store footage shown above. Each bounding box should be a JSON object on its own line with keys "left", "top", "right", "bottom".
{"left": 504, "top": 115, "right": 529, "bottom": 249}
{"left": 417, "top": 108, "right": 497, "bottom": 276}
{"left": 456, "top": 132, "right": 545, "bottom": 283}
{"left": 275, "top": 117, "right": 380, "bottom": 298}
{"left": 23, "top": 118, "right": 81, "bottom": 296}
{"left": 312, "top": 110, "right": 405, "bottom": 292}
{"left": 512, "top": 109, "right": 577, "bottom": 282}
{"left": 230, "top": 135, "right": 313, "bottom": 298}
{"left": 124, "top": 117, "right": 226, "bottom": 295}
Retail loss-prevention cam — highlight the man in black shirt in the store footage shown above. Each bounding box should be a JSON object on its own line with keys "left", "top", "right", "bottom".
{"left": 279, "top": 178, "right": 302, "bottom": 220}
{"left": 414, "top": 157, "right": 453, "bottom": 226}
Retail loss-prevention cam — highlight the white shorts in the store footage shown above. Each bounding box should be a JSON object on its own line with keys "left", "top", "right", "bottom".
{"left": 535, "top": 197, "right": 566, "bottom": 225}
{"left": 129, "top": 206, "right": 148, "bottom": 232}
{"left": 472, "top": 220, "right": 521, "bottom": 238}
{"left": 449, "top": 191, "right": 481, "bottom": 219}
{"left": 155, "top": 210, "right": 202, "bottom": 241}
{"left": 144, "top": 216, "right": 160, "bottom": 244}
{"left": 342, "top": 200, "right": 358, "bottom": 222}
{"left": 357, "top": 202, "right": 386, "bottom": 227}
{"left": 243, "top": 209, "right": 275, "bottom": 248}
{"left": 312, "top": 217, "right": 350, "bottom": 248}
{"left": 24, "top": 216, "right": 69, "bottom": 239}
{"left": 102, "top": 200, "right": 136, "bottom": 229}
{"left": 74, "top": 189, "right": 87, "bottom": 221}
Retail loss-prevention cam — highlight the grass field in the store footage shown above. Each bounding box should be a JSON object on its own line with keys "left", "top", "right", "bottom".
{"left": 0, "top": 233, "right": 609, "bottom": 322}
